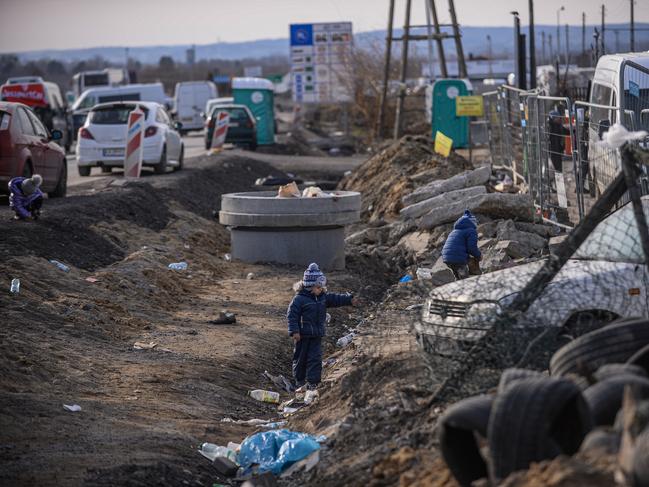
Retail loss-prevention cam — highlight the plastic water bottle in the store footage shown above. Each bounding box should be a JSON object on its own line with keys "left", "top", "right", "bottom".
{"left": 248, "top": 389, "right": 280, "bottom": 404}
{"left": 336, "top": 332, "right": 355, "bottom": 348}
{"left": 199, "top": 443, "right": 237, "bottom": 462}
{"left": 49, "top": 260, "right": 70, "bottom": 272}
{"left": 10, "top": 278, "right": 20, "bottom": 294}
{"left": 168, "top": 262, "right": 188, "bottom": 270}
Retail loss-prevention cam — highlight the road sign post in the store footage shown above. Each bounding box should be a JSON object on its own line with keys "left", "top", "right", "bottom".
{"left": 124, "top": 107, "right": 144, "bottom": 178}
{"left": 210, "top": 111, "right": 230, "bottom": 151}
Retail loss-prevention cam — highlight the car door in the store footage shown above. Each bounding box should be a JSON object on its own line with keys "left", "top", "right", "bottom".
{"left": 25, "top": 108, "right": 58, "bottom": 185}
{"left": 15, "top": 107, "right": 47, "bottom": 176}
{"left": 159, "top": 108, "right": 181, "bottom": 160}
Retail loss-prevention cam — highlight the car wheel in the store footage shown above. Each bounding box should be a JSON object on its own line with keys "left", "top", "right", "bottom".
{"left": 248, "top": 140, "right": 257, "bottom": 151}
{"left": 49, "top": 159, "right": 67, "bottom": 198}
{"left": 173, "top": 145, "right": 184, "bottom": 172}
{"left": 154, "top": 145, "right": 167, "bottom": 174}
{"left": 101, "top": 166, "right": 112, "bottom": 174}
{"left": 439, "top": 394, "right": 493, "bottom": 487}
{"left": 583, "top": 374, "right": 649, "bottom": 426}
{"left": 550, "top": 318, "right": 649, "bottom": 378}
{"left": 78, "top": 166, "right": 91, "bottom": 177}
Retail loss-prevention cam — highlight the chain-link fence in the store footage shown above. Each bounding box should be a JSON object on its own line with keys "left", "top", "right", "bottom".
{"left": 416, "top": 144, "right": 649, "bottom": 403}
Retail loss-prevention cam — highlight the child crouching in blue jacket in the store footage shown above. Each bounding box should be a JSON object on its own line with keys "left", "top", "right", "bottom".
{"left": 287, "top": 263, "right": 358, "bottom": 390}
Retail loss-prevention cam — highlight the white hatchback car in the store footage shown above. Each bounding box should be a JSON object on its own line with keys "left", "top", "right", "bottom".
{"left": 76, "top": 101, "right": 184, "bottom": 176}
{"left": 416, "top": 198, "right": 649, "bottom": 354}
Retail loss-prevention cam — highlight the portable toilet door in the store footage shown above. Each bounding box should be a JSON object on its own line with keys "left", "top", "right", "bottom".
{"left": 431, "top": 79, "right": 472, "bottom": 148}
{"left": 232, "top": 77, "right": 275, "bottom": 145}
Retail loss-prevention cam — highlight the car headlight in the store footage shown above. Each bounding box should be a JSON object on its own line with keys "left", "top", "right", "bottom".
{"left": 497, "top": 292, "right": 521, "bottom": 315}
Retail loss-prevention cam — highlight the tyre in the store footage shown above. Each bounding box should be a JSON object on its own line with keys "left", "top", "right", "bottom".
{"left": 583, "top": 375, "right": 649, "bottom": 426}
{"left": 487, "top": 377, "right": 592, "bottom": 482}
{"left": 78, "top": 165, "right": 91, "bottom": 177}
{"left": 154, "top": 145, "right": 167, "bottom": 174}
{"left": 627, "top": 344, "right": 649, "bottom": 376}
{"left": 594, "top": 363, "right": 647, "bottom": 383}
{"left": 438, "top": 394, "right": 493, "bottom": 487}
{"left": 49, "top": 159, "right": 67, "bottom": 198}
{"left": 249, "top": 139, "right": 257, "bottom": 151}
{"left": 633, "top": 427, "right": 649, "bottom": 487}
{"left": 101, "top": 166, "right": 112, "bottom": 174}
{"left": 497, "top": 368, "right": 545, "bottom": 394}
{"left": 550, "top": 319, "right": 649, "bottom": 378}
{"left": 173, "top": 145, "right": 184, "bottom": 172}
{"left": 579, "top": 429, "right": 620, "bottom": 455}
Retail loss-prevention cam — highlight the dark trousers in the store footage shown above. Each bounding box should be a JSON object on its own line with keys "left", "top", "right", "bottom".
{"left": 292, "top": 336, "right": 322, "bottom": 386}
{"left": 446, "top": 262, "right": 469, "bottom": 281}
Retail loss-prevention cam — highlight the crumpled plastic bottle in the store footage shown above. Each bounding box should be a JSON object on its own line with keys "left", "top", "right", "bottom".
{"left": 49, "top": 260, "right": 70, "bottom": 272}
{"left": 336, "top": 332, "right": 355, "bottom": 348}
{"left": 248, "top": 389, "right": 280, "bottom": 404}
{"left": 199, "top": 442, "right": 238, "bottom": 463}
{"left": 168, "top": 262, "right": 188, "bottom": 270}
{"left": 10, "top": 278, "right": 20, "bottom": 294}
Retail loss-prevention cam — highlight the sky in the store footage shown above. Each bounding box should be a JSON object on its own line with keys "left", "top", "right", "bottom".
{"left": 1, "top": 0, "right": 648, "bottom": 52}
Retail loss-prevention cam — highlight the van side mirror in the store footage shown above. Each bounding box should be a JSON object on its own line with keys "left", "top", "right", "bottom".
{"left": 598, "top": 119, "right": 610, "bottom": 140}
{"left": 50, "top": 129, "right": 63, "bottom": 141}
{"left": 174, "top": 121, "right": 183, "bottom": 131}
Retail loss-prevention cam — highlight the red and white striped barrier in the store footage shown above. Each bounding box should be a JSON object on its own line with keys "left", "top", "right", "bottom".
{"left": 210, "top": 111, "right": 230, "bottom": 151}
{"left": 124, "top": 107, "right": 145, "bottom": 178}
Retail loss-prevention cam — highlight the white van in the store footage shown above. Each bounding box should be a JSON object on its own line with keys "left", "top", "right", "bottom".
{"left": 71, "top": 83, "right": 168, "bottom": 137}
{"left": 586, "top": 52, "right": 649, "bottom": 195}
{"left": 204, "top": 97, "right": 234, "bottom": 119}
{"left": 174, "top": 81, "right": 218, "bottom": 132}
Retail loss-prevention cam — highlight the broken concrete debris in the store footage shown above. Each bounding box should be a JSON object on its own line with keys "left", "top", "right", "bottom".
{"left": 402, "top": 165, "right": 491, "bottom": 206}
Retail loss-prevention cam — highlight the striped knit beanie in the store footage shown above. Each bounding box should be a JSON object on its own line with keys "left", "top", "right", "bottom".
{"left": 303, "top": 263, "right": 326, "bottom": 288}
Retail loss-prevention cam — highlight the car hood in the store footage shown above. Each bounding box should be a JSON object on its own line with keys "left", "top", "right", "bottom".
{"left": 429, "top": 258, "right": 615, "bottom": 303}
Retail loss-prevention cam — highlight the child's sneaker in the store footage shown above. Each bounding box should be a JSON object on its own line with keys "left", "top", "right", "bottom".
{"left": 306, "top": 383, "right": 318, "bottom": 391}
{"left": 295, "top": 384, "right": 307, "bottom": 393}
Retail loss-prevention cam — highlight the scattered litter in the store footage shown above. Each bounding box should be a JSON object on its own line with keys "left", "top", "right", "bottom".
{"left": 246, "top": 272, "right": 255, "bottom": 280}
{"left": 63, "top": 404, "right": 81, "bottom": 412}
{"left": 281, "top": 449, "right": 320, "bottom": 477}
{"left": 49, "top": 260, "right": 70, "bottom": 272}
{"left": 302, "top": 186, "right": 325, "bottom": 198}
{"left": 405, "top": 304, "right": 424, "bottom": 311}
{"left": 261, "top": 421, "right": 287, "bottom": 429}
{"left": 282, "top": 407, "right": 299, "bottom": 415}
{"left": 326, "top": 313, "right": 331, "bottom": 324}
{"left": 336, "top": 332, "right": 355, "bottom": 348}
{"left": 263, "top": 370, "right": 294, "bottom": 393}
{"left": 183, "top": 243, "right": 190, "bottom": 249}
{"left": 198, "top": 442, "right": 238, "bottom": 462}
{"left": 415, "top": 268, "right": 432, "bottom": 280}
{"left": 133, "top": 341, "right": 157, "bottom": 350}
{"left": 212, "top": 456, "right": 239, "bottom": 477}
{"left": 304, "top": 390, "right": 319, "bottom": 405}
{"left": 399, "top": 274, "right": 413, "bottom": 283}
{"left": 221, "top": 418, "right": 272, "bottom": 426}
{"left": 238, "top": 430, "right": 325, "bottom": 475}
{"left": 322, "top": 358, "right": 337, "bottom": 368}
{"left": 343, "top": 170, "right": 352, "bottom": 177}
{"left": 168, "top": 262, "right": 188, "bottom": 271}
{"left": 277, "top": 181, "right": 301, "bottom": 198}
{"left": 249, "top": 389, "right": 280, "bottom": 404}
{"left": 224, "top": 253, "right": 232, "bottom": 262}
{"left": 208, "top": 311, "right": 236, "bottom": 325}
{"left": 9, "top": 278, "right": 20, "bottom": 294}
{"left": 85, "top": 277, "right": 99, "bottom": 283}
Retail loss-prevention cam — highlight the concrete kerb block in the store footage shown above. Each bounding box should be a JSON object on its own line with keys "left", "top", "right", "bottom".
{"left": 399, "top": 185, "right": 487, "bottom": 220}
{"left": 403, "top": 166, "right": 491, "bottom": 207}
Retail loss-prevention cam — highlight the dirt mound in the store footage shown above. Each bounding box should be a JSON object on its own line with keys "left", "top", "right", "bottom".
{"left": 338, "top": 136, "right": 473, "bottom": 222}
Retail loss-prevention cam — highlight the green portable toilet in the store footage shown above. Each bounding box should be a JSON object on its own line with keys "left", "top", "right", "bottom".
{"left": 232, "top": 77, "right": 275, "bottom": 145}
{"left": 430, "top": 79, "right": 473, "bottom": 149}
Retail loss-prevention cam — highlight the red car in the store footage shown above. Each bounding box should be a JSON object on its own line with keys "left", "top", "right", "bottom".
{"left": 0, "top": 101, "right": 67, "bottom": 197}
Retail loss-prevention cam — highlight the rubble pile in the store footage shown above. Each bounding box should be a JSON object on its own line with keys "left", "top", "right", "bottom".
{"left": 338, "top": 135, "right": 473, "bottom": 221}
{"left": 345, "top": 162, "right": 554, "bottom": 284}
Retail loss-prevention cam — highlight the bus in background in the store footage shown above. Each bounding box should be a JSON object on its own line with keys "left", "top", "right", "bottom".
{"left": 72, "top": 68, "right": 130, "bottom": 100}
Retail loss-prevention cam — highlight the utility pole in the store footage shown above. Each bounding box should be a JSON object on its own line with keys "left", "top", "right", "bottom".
{"left": 429, "top": 0, "right": 448, "bottom": 78}
{"left": 487, "top": 35, "right": 493, "bottom": 77}
{"left": 565, "top": 24, "right": 570, "bottom": 65}
{"left": 393, "top": 0, "right": 412, "bottom": 140}
{"left": 630, "top": 0, "right": 635, "bottom": 51}
{"left": 448, "top": 0, "right": 467, "bottom": 77}
{"left": 529, "top": 0, "right": 536, "bottom": 89}
{"left": 376, "top": 0, "right": 395, "bottom": 138}
{"left": 542, "top": 31, "right": 546, "bottom": 64}
{"left": 593, "top": 28, "right": 600, "bottom": 62}
{"left": 556, "top": 6, "right": 564, "bottom": 61}
{"left": 581, "top": 12, "right": 586, "bottom": 64}
{"left": 601, "top": 5, "right": 606, "bottom": 55}
{"left": 549, "top": 33, "right": 554, "bottom": 61}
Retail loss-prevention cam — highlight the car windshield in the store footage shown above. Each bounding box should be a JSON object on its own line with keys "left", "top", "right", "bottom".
{"left": 223, "top": 108, "right": 250, "bottom": 122}
{"left": 0, "top": 110, "right": 10, "bottom": 130}
{"left": 574, "top": 199, "right": 649, "bottom": 263}
{"left": 84, "top": 73, "right": 109, "bottom": 87}
{"left": 89, "top": 105, "right": 148, "bottom": 125}
{"left": 73, "top": 94, "right": 96, "bottom": 111}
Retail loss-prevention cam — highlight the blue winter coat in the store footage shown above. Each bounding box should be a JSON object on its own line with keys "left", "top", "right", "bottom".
{"left": 8, "top": 177, "right": 44, "bottom": 219}
{"left": 287, "top": 289, "right": 353, "bottom": 337}
{"left": 441, "top": 211, "right": 482, "bottom": 265}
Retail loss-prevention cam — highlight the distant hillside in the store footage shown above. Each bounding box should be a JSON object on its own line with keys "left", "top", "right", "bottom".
{"left": 8, "top": 24, "right": 649, "bottom": 64}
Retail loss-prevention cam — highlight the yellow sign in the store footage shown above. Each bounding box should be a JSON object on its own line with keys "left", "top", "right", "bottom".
{"left": 456, "top": 95, "right": 484, "bottom": 117}
{"left": 434, "top": 131, "right": 453, "bottom": 157}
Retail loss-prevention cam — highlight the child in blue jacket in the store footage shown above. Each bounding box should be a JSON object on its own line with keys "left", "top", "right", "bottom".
{"left": 442, "top": 209, "right": 482, "bottom": 280}
{"left": 287, "top": 263, "right": 358, "bottom": 390}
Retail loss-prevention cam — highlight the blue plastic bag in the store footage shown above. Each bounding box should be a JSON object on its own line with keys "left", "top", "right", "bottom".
{"left": 238, "top": 429, "right": 324, "bottom": 474}
{"left": 399, "top": 274, "right": 412, "bottom": 283}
